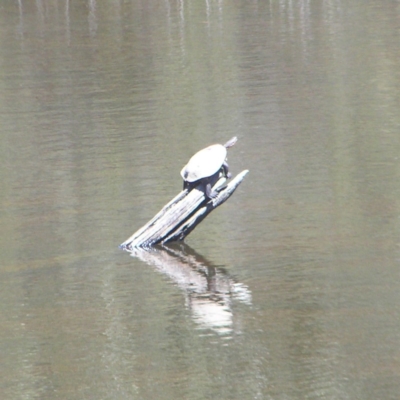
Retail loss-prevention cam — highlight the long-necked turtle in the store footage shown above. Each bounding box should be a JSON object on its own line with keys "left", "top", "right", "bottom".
{"left": 180, "top": 136, "right": 238, "bottom": 199}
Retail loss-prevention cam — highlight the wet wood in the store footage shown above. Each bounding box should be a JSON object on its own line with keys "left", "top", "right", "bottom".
{"left": 120, "top": 170, "right": 249, "bottom": 250}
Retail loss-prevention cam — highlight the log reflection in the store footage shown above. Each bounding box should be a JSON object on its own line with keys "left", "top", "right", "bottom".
{"left": 129, "top": 244, "right": 251, "bottom": 335}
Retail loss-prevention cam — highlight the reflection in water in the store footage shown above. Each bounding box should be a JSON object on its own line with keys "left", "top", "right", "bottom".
{"left": 128, "top": 244, "right": 251, "bottom": 336}
{"left": 17, "top": 0, "right": 24, "bottom": 39}
{"left": 88, "top": 0, "right": 98, "bottom": 37}
{"left": 65, "top": 0, "right": 71, "bottom": 45}
{"left": 178, "top": 0, "right": 185, "bottom": 58}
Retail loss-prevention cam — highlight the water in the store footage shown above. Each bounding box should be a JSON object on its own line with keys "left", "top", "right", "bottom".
{"left": 1, "top": 1, "right": 400, "bottom": 399}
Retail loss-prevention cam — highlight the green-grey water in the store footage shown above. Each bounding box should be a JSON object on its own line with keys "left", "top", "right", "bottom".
{"left": 1, "top": 1, "right": 400, "bottom": 399}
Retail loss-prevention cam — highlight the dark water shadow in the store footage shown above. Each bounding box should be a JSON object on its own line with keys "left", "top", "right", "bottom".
{"left": 127, "top": 243, "right": 251, "bottom": 335}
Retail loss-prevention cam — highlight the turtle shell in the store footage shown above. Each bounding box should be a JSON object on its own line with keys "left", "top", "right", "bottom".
{"left": 181, "top": 144, "right": 227, "bottom": 182}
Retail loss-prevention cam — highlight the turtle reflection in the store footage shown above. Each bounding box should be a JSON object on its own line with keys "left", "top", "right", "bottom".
{"left": 130, "top": 244, "right": 251, "bottom": 335}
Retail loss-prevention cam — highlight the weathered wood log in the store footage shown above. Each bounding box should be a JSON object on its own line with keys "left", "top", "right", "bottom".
{"left": 120, "top": 170, "right": 248, "bottom": 250}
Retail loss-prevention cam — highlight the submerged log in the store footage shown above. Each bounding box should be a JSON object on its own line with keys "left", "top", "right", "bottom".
{"left": 120, "top": 170, "right": 248, "bottom": 250}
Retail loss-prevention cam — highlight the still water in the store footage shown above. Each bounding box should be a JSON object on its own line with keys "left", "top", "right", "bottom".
{"left": 1, "top": 0, "right": 400, "bottom": 399}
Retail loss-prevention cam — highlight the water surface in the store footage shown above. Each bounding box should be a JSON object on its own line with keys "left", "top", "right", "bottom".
{"left": 1, "top": 1, "right": 400, "bottom": 399}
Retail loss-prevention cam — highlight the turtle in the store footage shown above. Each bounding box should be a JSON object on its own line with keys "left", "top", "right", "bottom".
{"left": 180, "top": 136, "right": 238, "bottom": 199}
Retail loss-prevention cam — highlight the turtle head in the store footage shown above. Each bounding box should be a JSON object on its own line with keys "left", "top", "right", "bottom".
{"left": 223, "top": 136, "right": 238, "bottom": 149}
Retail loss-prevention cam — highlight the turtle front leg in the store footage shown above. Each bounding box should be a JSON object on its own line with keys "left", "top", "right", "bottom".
{"left": 183, "top": 180, "right": 190, "bottom": 191}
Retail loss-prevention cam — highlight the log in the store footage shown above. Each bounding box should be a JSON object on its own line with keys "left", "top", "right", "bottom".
{"left": 120, "top": 170, "right": 249, "bottom": 250}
